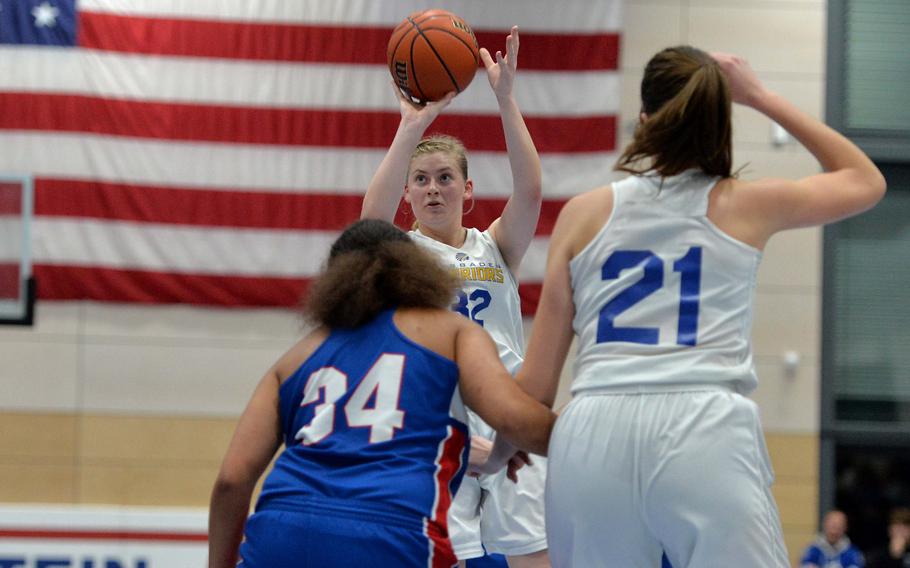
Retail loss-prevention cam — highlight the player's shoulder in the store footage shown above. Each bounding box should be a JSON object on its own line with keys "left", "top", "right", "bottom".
{"left": 721, "top": 176, "right": 798, "bottom": 210}
{"left": 396, "top": 306, "right": 462, "bottom": 326}
{"left": 274, "top": 326, "right": 331, "bottom": 382}
{"left": 396, "top": 307, "right": 485, "bottom": 342}
{"left": 708, "top": 175, "right": 797, "bottom": 224}
{"left": 553, "top": 184, "right": 614, "bottom": 258}
{"left": 556, "top": 184, "right": 613, "bottom": 230}
{"left": 565, "top": 184, "right": 613, "bottom": 213}
{"left": 393, "top": 307, "right": 463, "bottom": 359}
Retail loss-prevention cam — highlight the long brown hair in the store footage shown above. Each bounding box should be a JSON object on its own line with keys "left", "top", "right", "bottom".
{"left": 616, "top": 46, "right": 732, "bottom": 178}
{"left": 304, "top": 219, "right": 458, "bottom": 328}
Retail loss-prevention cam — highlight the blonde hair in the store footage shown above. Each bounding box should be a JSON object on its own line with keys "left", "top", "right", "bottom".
{"left": 408, "top": 135, "right": 469, "bottom": 181}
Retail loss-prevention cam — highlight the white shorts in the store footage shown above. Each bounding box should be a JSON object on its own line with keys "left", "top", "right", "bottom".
{"left": 448, "top": 410, "right": 548, "bottom": 559}
{"left": 545, "top": 388, "right": 789, "bottom": 568}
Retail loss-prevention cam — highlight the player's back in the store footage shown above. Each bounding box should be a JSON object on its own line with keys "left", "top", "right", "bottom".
{"left": 255, "top": 308, "right": 469, "bottom": 536}
{"left": 570, "top": 170, "right": 762, "bottom": 394}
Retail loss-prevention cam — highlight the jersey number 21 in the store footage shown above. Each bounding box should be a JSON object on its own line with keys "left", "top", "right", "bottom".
{"left": 597, "top": 247, "right": 702, "bottom": 346}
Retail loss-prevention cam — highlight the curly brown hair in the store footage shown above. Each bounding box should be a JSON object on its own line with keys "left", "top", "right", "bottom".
{"left": 303, "top": 219, "right": 458, "bottom": 328}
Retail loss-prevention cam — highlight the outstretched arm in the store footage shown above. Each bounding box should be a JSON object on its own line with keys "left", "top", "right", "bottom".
{"left": 361, "top": 87, "right": 455, "bottom": 221}
{"left": 713, "top": 53, "right": 886, "bottom": 235}
{"left": 484, "top": 27, "right": 543, "bottom": 272}
{"left": 456, "top": 319, "right": 555, "bottom": 456}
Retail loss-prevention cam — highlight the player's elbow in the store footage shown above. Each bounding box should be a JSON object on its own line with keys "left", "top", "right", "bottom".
{"left": 211, "top": 467, "right": 258, "bottom": 501}
{"left": 853, "top": 167, "right": 887, "bottom": 212}
{"left": 210, "top": 477, "right": 242, "bottom": 508}
{"left": 868, "top": 169, "right": 887, "bottom": 204}
{"left": 525, "top": 178, "right": 543, "bottom": 205}
{"left": 830, "top": 168, "right": 888, "bottom": 222}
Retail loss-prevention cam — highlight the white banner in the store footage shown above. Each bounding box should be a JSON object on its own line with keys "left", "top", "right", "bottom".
{"left": 0, "top": 505, "right": 207, "bottom": 568}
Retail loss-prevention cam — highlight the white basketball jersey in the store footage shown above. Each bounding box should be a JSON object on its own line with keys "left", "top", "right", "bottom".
{"left": 569, "top": 171, "right": 761, "bottom": 394}
{"left": 410, "top": 227, "right": 524, "bottom": 374}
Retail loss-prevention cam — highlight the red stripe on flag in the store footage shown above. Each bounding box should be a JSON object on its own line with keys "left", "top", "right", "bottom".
{"left": 474, "top": 30, "right": 620, "bottom": 72}
{"left": 519, "top": 283, "right": 543, "bottom": 315}
{"left": 78, "top": 11, "right": 620, "bottom": 71}
{"left": 0, "top": 528, "right": 207, "bottom": 542}
{"left": 34, "top": 266, "right": 546, "bottom": 313}
{"left": 34, "top": 265, "right": 309, "bottom": 307}
{"left": 34, "top": 179, "right": 364, "bottom": 231}
{"left": 0, "top": 182, "right": 23, "bottom": 214}
{"left": 0, "top": 263, "right": 20, "bottom": 299}
{"left": 0, "top": 93, "right": 616, "bottom": 153}
{"left": 34, "top": 178, "right": 566, "bottom": 234}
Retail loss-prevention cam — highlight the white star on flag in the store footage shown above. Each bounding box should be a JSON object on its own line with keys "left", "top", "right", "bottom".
{"left": 31, "top": 1, "right": 60, "bottom": 28}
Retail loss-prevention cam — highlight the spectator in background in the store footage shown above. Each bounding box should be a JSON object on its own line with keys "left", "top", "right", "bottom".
{"left": 867, "top": 508, "right": 910, "bottom": 568}
{"left": 801, "top": 510, "right": 865, "bottom": 568}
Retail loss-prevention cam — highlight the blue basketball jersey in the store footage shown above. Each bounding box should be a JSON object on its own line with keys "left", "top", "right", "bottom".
{"left": 255, "top": 308, "right": 469, "bottom": 559}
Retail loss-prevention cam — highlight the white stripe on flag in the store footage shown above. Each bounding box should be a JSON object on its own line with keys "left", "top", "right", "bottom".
{"left": 0, "top": 218, "right": 25, "bottom": 260}
{"left": 516, "top": 238, "right": 551, "bottom": 282}
{"left": 33, "top": 218, "right": 335, "bottom": 276}
{"left": 0, "top": 48, "right": 620, "bottom": 116}
{"left": 0, "top": 133, "right": 622, "bottom": 198}
{"left": 32, "top": 217, "right": 553, "bottom": 281}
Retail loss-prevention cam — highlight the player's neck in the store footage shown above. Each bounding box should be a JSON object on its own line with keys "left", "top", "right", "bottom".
{"left": 417, "top": 223, "right": 467, "bottom": 249}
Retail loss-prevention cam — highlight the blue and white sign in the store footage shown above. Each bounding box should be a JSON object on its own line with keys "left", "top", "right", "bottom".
{"left": 0, "top": 505, "right": 207, "bottom": 568}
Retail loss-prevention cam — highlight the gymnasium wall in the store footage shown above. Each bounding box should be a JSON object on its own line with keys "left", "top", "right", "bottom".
{"left": 0, "top": 0, "right": 826, "bottom": 565}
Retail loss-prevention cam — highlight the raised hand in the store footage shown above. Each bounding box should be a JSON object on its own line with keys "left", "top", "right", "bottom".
{"left": 711, "top": 52, "right": 769, "bottom": 108}
{"left": 392, "top": 82, "right": 456, "bottom": 131}
{"left": 480, "top": 25, "right": 519, "bottom": 100}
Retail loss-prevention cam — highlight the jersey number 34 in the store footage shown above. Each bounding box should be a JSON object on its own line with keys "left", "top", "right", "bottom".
{"left": 597, "top": 247, "right": 702, "bottom": 346}
{"left": 294, "top": 353, "right": 405, "bottom": 446}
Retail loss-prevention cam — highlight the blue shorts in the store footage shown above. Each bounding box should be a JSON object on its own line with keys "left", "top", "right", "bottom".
{"left": 238, "top": 509, "right": 457, "bottom": 568}
{"left": 466, "top": 553, "right": 509, "bottom": 567}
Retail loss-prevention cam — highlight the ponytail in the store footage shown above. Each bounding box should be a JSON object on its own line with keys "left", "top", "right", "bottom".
{"left": 616, "top": 46, "right": 732, "bottom": 178}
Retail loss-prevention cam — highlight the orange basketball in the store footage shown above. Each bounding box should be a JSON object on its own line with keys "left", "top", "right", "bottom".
{"left": 387, "top": 9, "right": 480, "bottom": 103}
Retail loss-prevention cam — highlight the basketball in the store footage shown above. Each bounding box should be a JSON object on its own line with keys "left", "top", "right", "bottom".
{"left": 387, "top": 9, "right": 480, "bottom": 103}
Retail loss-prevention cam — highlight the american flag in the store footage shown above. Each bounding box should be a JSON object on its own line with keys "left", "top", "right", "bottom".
{"left": 0, "top": 0, "right": 622, "bottom": 312}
